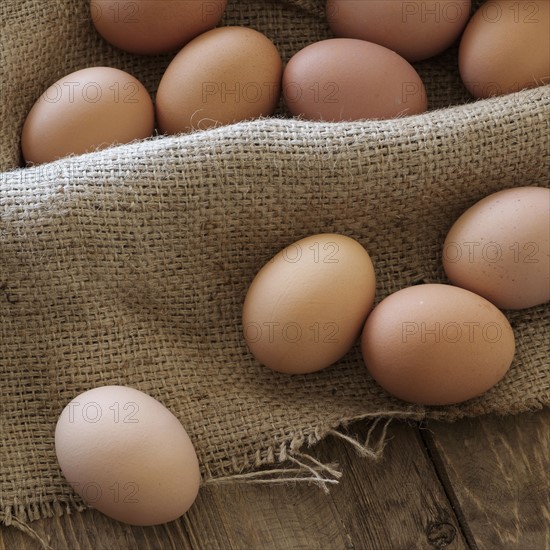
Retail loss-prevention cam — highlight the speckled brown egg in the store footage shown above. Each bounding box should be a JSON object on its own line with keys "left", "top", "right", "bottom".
{"left": 243, "top": 234, "right": 376, "bottom": 374}
{"left": 459, "top": 0, "right": 550, "bottom": 98}
{"left": 361, "top": 284, "right": 515, "bottom": 405}
{"left": 55, "top": 385, "right": 201, "bottom": 526}
{"left": 156, "top": 27, "right": 282, "bottom": 134}
{"left": 326, "top": 0, "right": 472, "bottom": 62}
{"left": 443, "top": 186, "right": 550, "bottom": 309}
{"left": 21, "top": 67, "right": 154, "bottom": 165}
{"left": 282, "top": 39, "right": 427, "bottom": 122}
{"left": 91, "top": 0, "right": 227, "bottom": 55}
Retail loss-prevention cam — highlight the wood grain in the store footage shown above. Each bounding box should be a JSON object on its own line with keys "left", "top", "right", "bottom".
{"left": 1, "top": 411, "right": 547, "bottom": 549}
{"left": 317, "top": 421, "right": 468, "bottom": 550}
{"left": 424, "top": 409, "right": 550, "bottom": 550}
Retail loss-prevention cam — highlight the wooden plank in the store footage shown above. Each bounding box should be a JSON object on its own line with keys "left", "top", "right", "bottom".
{"left": 316, "top": 420, "right": 469, "bottom": 550}
{"left": 423, "top": 409, "right": 550, "bottom": 550}
{"left": 204, "top": 476, "right": 353, "bottom": 549}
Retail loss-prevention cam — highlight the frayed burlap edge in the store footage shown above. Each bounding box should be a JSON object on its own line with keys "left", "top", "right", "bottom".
{"left": 5, "top": 402, "right": 550, "bottom": 549}
{"left": 0, "top": 412, "right": 409, "bottom": 550}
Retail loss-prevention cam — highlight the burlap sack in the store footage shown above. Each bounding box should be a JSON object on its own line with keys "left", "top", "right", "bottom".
{"left": 1, "top": 0, "right": 549, "bottom": 532}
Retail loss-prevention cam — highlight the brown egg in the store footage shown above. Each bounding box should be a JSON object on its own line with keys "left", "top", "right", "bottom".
{"left": 55, "top": 386, "right": 201, "bottom": 526}
{"left": 91, "top": 0, "right": 227, "bottom": 55}
{"left": 326, "top": 0, "right": 472, "bottom": 62}
{"left": 243, "top": 234, "right": 376, "bottom": 374}
{"left": 282, "top": 39, "right": 427, "bottom": 122}
{"left": 361, "top": 284, "right": 515, "bottom": 405}
{"left": 459, "top": 0, "right": 550, "bottom": 98}
{"left": 443, "top": 187, "right": 550, "bottom": 310}
{"left": 21, "top": 67, "right": 154, "bottom": 165}
{"left": 156, "top": 27, "right": 282, "bottom": 134}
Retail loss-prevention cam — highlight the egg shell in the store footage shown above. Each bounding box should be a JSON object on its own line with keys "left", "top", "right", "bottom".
{"left": 361, "top": 284, "right": 515, "bottom": 405}
{"left": 326, "top": 0, "right": 472, "bottom": 62}
{"left": 459, "top": 0, "right": 550, "bottom": 98}
{"left": 55, "top": 385, "right": 201, "bottom": 526}
{"left": 282, "top": 39, "right": 427, "bottom": 122}
{"left": 21, "top": 67, "right": 154, "bottom": 165}
{"left": 443, "top": 186, "right": 550, "bottom": 310}
{"left": 243, "top": 234, "right": 376, "bottom": 374}
{"left": 91, "top": 0, "right": 227, "bottom": 55}
{"left": 155, "top": 26, "right": 282, "bottom": 134}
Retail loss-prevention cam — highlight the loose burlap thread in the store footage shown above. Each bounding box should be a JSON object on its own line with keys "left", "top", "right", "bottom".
{"left": 1, "top": 0, "right": 549, "bottom": 534}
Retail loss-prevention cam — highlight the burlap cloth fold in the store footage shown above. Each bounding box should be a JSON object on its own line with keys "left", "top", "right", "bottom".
{"left": 1, "top": 0, "right": 549, "bottom": 530}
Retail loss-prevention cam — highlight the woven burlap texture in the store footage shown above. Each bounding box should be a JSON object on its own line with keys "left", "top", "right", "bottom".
{"left": 1, "top": 0, "right": 549, "bottom": 527}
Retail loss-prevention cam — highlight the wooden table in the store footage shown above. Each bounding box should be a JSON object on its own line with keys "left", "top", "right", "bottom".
{"left": 1, "top": 408, "right": 548, "bottom": 549}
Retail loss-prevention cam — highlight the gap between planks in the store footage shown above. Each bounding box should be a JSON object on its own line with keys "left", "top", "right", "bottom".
{"left": 418, "top": 423, "right": 478, "bottom": 550}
